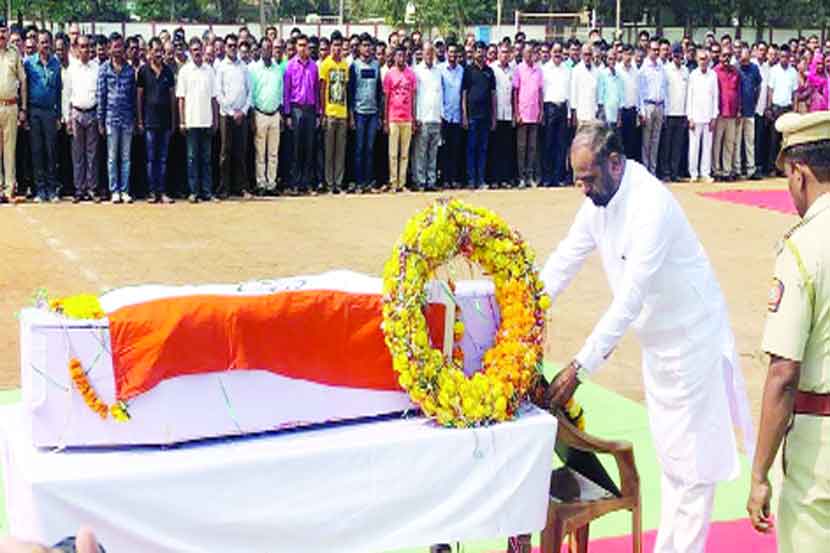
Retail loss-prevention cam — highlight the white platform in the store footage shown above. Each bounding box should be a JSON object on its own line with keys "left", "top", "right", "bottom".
{"left": 0, "top": 404, "right": 557, "bottom": 553}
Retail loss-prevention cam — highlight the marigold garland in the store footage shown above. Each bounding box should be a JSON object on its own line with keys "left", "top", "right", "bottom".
{"left": 68, "top": 357, "right": 131, "bottom": 422}
{"left": 382, "top": 199, "right": 550, "bottom": 427}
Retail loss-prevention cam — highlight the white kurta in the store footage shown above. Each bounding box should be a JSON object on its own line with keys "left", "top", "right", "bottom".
{"left": 541, "top": 160, "right": 755, "bottom": 483}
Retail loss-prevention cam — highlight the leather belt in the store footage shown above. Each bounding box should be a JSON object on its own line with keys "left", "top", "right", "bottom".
{"left": 644, "top": 100, "right": 664, "bottom": 106}
{"left": 255, "top": 107, "right": 279, "bottom": 116}
{"left": 794, "top": 390, "right": 830, "bottom": 416}
{"left": 0, "top": 98, "right": 17, "bottom": 106}
{"left": 73, "top": 105, "right": 97, "bottom": 113}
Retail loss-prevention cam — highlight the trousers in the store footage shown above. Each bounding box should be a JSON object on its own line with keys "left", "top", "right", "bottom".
{"left": 516, "top": 123, "right": 538, "bottom": 182}
{"left": 653, "top": 472, "right": 715, "bottom": 553}
{"left": 713, "top": 117, "right": 737, "bottom": 177}
{"left": 219, "top": 113, "right": 251, "bottom": 196}
{"left": 641, "top": 103, "right": 664, "bottom": 175}
{"left": 735, "top": 116, "right": 756, "bottom": 176}
{"left": 388, "top": 121, "right": 412, "bottom": 190}
{"left": 414, "top": 121, "right": 440, "bottom": 187}
{"left": 0, "top": 104, "right": 18, "bottom": 195}
{"left": 70, "top": 108, "right": 98, "bottom": 197}
{"left": 324, "top": 117, "right": 347, "bottom": 188}
{"left": 688, "top": 122, "right": 713, "bottom": 179}
{"left": 253, "top": 110, "right": 281, "bottom": 189}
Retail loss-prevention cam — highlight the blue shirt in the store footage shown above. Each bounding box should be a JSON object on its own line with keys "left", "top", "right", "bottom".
{"left": 97, "top": 60, "right": 136, "bottom": 128}
{"left": 24, "top": 54, "right": 61, "bottom": 114}
{"left": 440, "top": 62, "right": 464, "bottom": 123}
{"left": 637, "top": 57, "right": 668, "bottom": 112}
{"left": 598, "top": 67, "right": 625, "bottom": 123}
{"left": 737, "top": 62, "right": 762, "bottom": 117}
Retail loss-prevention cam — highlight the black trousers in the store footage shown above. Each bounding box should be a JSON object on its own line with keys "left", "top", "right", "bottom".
{"left": 542, "top": 102, "right": 568, "bottom": 186}
{"left": 440, "top": 121, "right": 464, "bottom": 186}
{"left": 754, "top": 114, "right": 770, "bottom": 176}
{"left": 57, "top": 127, "right": 74, "bottom": 197}
{"left": 218, "top": 114, "right": 251, "bottom": 196}
{"left": 769, "top": 105, "right": 790, "bottom": 175}
{"left": 278, "top": 127, "right": 293, "bottom": 189}
{"left": 15, "top": 127, "right": 33, "bottom": 196}
{"left": 30, "top": 108, "right": 59, "bottom": 199}
{"left": 619, "top": 108, "right": 639, "bottom": 163}
{"left": 488, "top": 121, "right": 516, "bottom": 186}
{"left": 291, "top": 105, "right": 316, "bottom": 190}
{"left": 659, "top": 115, "right": 687, "bottom": 180}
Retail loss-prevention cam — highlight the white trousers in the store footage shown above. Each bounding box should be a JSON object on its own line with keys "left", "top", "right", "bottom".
{"left": 688, "top": 123, "right": 713, "bottom": 179}
{"left": 653, "top": 472, "right": 716, "bottom": 553}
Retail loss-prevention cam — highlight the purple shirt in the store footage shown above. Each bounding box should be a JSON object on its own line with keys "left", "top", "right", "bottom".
{"left": 512, "top": 61, "right": 543, "bottom": 123}
{"left": 282, "top": 56, "right": 320, "bottom": 115}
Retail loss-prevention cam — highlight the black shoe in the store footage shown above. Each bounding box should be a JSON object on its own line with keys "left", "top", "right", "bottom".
{"left": 750, "top": 172, "right": 763, "bottom": 181}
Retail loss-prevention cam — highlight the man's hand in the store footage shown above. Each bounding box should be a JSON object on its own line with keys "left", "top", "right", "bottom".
{"left": 747, "top": 476, "right": 773, "bottom": 533}
{"left": 0, "top": 526, "right": 101, "bottom": 553}
{"left": 286, "top": 116, "right": 293, "bottom": 130}
{"left": 233, "top": 111, "right": 244, "bottom": 125}
{"left": 708, "top": 120, "right": 717, "bottom": 132}
{"left": 98, "top": 124, "right": 105, "bottom": 136}
{"left": 688, "top": 119, "right": 695, "bottom": 131}
{"left": 17, "top": 110, "right": 26, "bottom": 126}
{"left": 545, "top": 361, "right": 581, "bottom": 408}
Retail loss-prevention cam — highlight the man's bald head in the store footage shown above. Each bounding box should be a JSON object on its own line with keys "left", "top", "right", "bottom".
{"left": 570, "top": 123, "right": 626, "bottom": 207}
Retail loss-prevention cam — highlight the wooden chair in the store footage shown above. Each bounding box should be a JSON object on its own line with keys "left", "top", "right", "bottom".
{"left": 538, "top": 411, "right": 642, "bottom": 553}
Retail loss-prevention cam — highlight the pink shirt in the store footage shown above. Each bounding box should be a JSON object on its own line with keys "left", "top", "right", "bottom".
{"left": 512, "top": 61, "right": 543, "bottom": 123}
{"left": 383, "top": 66, "right": 417, "bottom": 122}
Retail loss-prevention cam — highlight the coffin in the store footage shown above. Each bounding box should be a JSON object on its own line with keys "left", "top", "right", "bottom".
{"left": 21, "top": 270, "right": 499, "bottom": 447}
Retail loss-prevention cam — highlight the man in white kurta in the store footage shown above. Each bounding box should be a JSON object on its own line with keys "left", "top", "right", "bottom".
{"left": 541, "top": 123, "right": 754, "bottom": 553}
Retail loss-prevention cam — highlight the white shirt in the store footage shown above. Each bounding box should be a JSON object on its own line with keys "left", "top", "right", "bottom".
{"left": 64, "top": 59, "right": 100, "bottom": 113}
{"left": 541, "top": 60, "right": 570, "bottom": 104}
{"left": 215, "top": 56, "right": 252, "bottom": 116}
{"left": 491, "top": 62, "right": 514, "bottom": 121}
{"left": 413, "top": 61, "right": 443, "bottom": 123}
{"left": 754, "top": 59, "right": 770, "bottom": 115}
{"left": 176, "top": 61, "right": 218, "bottom": 129}
{"left": 685, "top": 67, "right": 719, "bottom": 123}
{"left": 616, "top": 62, "right": 639, "bottom": 109}
{"left": 664, "top": 62, "right": 689, "bottom": 117}
{"left": 540, "top": 159, "right": 755, "bottom": 484}
{"left": 768, "top": 63, "right": 798, "bottom": 108}
{"left": 570, "top": 61, "right": 599, "bottom": 122}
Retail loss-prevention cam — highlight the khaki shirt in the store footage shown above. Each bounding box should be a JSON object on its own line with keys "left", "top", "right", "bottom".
{"left": 762, "top": 192, "right": 830, "bottom": 393}
{"left": 0, "top": 47, "right": 25, "bottom": 101}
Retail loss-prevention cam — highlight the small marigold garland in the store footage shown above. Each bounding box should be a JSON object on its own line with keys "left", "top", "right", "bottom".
{"left": 44, "top": 293, "right": 129, "bottom": 422}
{"left": 382, "top": 199, "right": 551, "bottom": 427}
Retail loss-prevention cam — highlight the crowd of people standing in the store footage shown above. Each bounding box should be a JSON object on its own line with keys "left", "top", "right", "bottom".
{"left": 0, "top": 19, "right": 827, "bottom": 205}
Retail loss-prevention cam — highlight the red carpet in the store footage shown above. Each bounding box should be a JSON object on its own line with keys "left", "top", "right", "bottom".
{"left": 493, "top": 519, "right": 777, "bottom": 552}
{"left": 699, "top": 189, "right": 796, "bottom": 215}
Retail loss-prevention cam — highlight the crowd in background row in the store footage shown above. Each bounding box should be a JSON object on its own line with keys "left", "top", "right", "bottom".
{"left": 0, "top": 20, "right": 827, "bottom": 205}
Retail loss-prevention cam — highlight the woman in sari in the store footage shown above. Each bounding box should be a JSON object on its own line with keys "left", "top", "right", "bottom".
{"left": 807, "top": 54, "right": 829, "bottom": 111}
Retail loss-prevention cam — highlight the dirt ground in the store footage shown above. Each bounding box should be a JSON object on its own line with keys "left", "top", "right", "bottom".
{"left": 0, "top": 179, "right": 796, "bottom": 422}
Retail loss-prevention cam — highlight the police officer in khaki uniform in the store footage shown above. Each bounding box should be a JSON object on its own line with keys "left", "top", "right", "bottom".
{"left": 0, "top": 17, "right": 27, "bottom": 203}
{"left": 747, "top": 111, "right": 830, "bottom": 552}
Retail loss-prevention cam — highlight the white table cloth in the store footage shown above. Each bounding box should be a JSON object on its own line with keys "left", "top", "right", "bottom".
{"left": 1, "top": 405, "right": 556, "bottom": 553}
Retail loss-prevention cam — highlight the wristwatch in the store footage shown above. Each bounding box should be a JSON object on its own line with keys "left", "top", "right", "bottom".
{"left": 570, "top": 359, "right": 589, "bottom": 384}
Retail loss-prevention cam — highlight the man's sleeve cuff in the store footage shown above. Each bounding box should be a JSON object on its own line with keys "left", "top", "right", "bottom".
{"left": 574, "top": 343, "right": 604, "bottom": 375}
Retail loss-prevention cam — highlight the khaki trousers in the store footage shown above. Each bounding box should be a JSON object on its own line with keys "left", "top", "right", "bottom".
{"left": 0, "top": 104, "right": 18, "bottom": 195}
{"left": 388, "top": 121, "right": 412, "bottom": 190}
{"left": 735, "top": 116, "right": 756, "bottom": 176}
{"left": 324, "top": 117, "right": 347, "bottom": 189}
{"left": 713, "top": 117, "right": 737, "bottom": 177}
{"left": 253, "top": 110, "right": 281, "bottom": 189}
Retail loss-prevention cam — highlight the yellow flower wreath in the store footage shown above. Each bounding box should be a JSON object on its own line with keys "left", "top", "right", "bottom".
{"left": 382, "top": 199, "right": 550, "bottom": 427}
